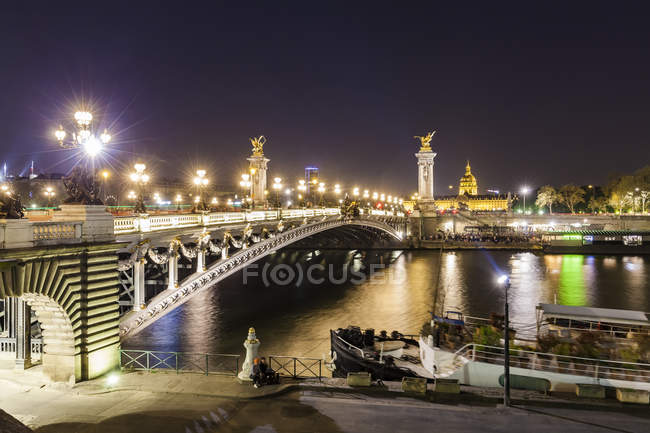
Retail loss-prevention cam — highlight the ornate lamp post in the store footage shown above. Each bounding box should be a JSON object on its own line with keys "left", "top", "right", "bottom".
{"left": 272, "top": 177, "right": 282, "bottom": 208}
{"left": 193, "top": 169, "right": 209, "bottom": 211}
{"left": 520, "top": 186, "right": 530, "bottom": 214}
{"left": 297, "top": 180, "right": 307, "bottom": 207}
{"left": 318, "top": 182, "right": 326, "bottom": 207}
{"left": 43, "top": 186, "right": 55, "bottom": 208}
{"left": 54, "top": 111, "right": 112, "bottom": 204}
{"left": 239, "top": 173, "right": 252, "bottom": 209}
{"left": 498, "top": 274, "right": 511, "bottom": 407}
{"left": 129, "top": 163, "right": 150, "bottom": 214}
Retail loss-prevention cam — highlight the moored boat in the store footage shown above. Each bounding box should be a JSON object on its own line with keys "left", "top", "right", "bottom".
{"left": 330, "top": 326, "right": 433, "bottom": 381}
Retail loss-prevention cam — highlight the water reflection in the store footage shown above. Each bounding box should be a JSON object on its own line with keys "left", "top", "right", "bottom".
{"left": 124, "top": 251, "right": 650, "bottom": 358}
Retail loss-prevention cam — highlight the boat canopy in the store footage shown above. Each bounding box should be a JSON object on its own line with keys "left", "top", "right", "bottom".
{"left": 537, "top": 303, "right": 650, "bottom": 327}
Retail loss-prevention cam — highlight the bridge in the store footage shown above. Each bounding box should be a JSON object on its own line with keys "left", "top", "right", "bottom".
{"left": 0, "top": 205, "right": 408, "bottom": 383}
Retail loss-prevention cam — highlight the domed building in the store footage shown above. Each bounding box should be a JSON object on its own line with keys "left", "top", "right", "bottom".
{"left": 458, "top": 161, "right": 478, "bottom": 196}
{"left": 434, "top": 161, "right": 511, "bottom": 212}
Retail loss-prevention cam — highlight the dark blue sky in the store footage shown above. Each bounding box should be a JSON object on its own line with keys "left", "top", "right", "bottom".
{"left": 1, "top": 2, "right": 648, "bottom": 194}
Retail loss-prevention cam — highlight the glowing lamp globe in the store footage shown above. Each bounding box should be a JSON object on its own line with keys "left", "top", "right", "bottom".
{"left": 83, "top": 136, "right": 102, "bottom": 157}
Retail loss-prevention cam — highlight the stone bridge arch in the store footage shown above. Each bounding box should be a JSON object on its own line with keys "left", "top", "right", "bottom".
{"left": 0, "top": 243, "right": 123, "bottom": 382}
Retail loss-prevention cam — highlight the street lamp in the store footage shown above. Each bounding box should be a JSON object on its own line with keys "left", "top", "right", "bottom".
{"left": 193, "top": 169, "right": 209, "bottom": 211}
{"left": 497, "top": 274, "right": 511, "bottom": 407}
{"left": 520, "top": 187, "right": 530, "bottom": 214}
{"left": 240, "top": 173, "right": 252, "bottom": 208}
{"left": 101, "top": 170, "right": 110, "bottom": 202}
{"left": 272, "top": 177, "right": 282, "bottom": 208}
{"left": 129, "top": 163, "right": 149, "bottom": 214}
{"left": 318, "top": 182, "right": 325, "bottom": 207}
{"left": 54, "top": 110, "right": 113, "bottom": 204}
{"left": 43, "top": 186, "right": 55, "bottom": 208}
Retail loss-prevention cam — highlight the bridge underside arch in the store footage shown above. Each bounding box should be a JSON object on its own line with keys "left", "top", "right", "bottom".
{"left": 120, "top": 217, "right": 406, "bottom": 337}
{"left": 0, "top": 243, "right": 123, "bottom": 382}
{"left": 287, "top": 224, "right": 402, "bottom": 249}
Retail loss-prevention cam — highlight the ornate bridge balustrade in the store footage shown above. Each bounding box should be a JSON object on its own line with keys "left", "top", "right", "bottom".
{"left": 113, "top": 208, "right": 347, "bottom": 234}
{"left": 118, "top": 214, "right": 408, "bottom": 338}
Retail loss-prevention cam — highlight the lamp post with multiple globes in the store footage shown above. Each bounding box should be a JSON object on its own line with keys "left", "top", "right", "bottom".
{"left": 54, "top": 111, "right": 112, "bottom": 204}
{"left": 129, "top": 163, "right": 149, "bottom": 214}
{"left": 240, "top": 174, "right": 252, "bottom": 209}
{"left": 193, "top": 170, "right": 209, "bottom": 211}
{"left": 43, "top": 187, "right": 55, "bottom": 208}
{"left": 272, "top": 177, "right": 282, "bottom": 208}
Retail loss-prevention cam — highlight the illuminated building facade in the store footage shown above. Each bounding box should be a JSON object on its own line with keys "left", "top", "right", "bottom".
{"left": 435, "top": 161, "right": 511, "bottom": 211}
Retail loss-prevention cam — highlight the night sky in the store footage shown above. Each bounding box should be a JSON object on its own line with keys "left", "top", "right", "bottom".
{"left": 1, "top": 2, "right": 649, "bottom": 195}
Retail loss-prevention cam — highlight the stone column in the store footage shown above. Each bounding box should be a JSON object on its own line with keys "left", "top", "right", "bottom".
{"left": 167, "top": 253, "right": 179, "bottom": 290}
{"left": 133, "top": 258, "right": 146, "bottom": 310}
{"left": 247, "top": 155, "right": 270, "bottom": 208}
{"left": 196, "top": 248, "right": 206, "bottom": 273}
{"left": 238, "top": 327, "right": 260, "bottom": 381}
{"left": 415, "top": 149, "right": 437, "bottom": 212}
{"left": 14, "top": 298, "right": 32, "bottom": 370}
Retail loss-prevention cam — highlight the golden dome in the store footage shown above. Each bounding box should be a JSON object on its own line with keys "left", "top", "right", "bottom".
{"left": 458, "top": 161, "right": 478, "bottom": 196}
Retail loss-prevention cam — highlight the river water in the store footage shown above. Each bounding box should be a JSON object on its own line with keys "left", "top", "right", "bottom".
{"left": 123, "top": 250, "right": 650, "bottom": 359}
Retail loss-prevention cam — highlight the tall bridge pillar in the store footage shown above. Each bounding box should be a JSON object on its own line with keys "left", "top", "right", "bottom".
{"left": 247, "top": 154, "right": 270, "bottom": 207}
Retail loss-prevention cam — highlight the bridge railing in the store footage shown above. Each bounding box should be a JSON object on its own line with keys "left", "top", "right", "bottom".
{"left": 119, "top": 349, "right": 240, "bottom": 376}
{"left": 113, "top": 208, "right": 345, "bottom": 235}
{"left": 268, "top": 355, "right": 323, "bottom": 380}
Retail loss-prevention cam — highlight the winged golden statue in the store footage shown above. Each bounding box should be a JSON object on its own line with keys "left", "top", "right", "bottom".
{"left": 250, "top": 135, "right": 267, "bottom": 156}
{"left": 414, "top": 130, "right": 436, "bottom": 151}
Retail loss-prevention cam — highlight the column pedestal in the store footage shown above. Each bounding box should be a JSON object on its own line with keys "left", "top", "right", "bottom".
{"left": 167, "top": 254, "right": 179, "bottom": 290}
{"left": 133, "top": 258, "right": 146, "bottom": 310}
{"left": 196, "top": 249, "right": 206, "bottom": 273}
{"left": 238, "top": 327, "right": 260, "bottom": 381}
{"left": 14, "top": 298, "right": 32, "bottom": 370}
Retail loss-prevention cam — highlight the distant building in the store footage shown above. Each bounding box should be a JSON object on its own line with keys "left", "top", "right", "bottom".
{"left": 305, "top": 166, "right": 319, "bottom": 194}
{"left": 435, "top": 161, "right": 511, "bottom": 211}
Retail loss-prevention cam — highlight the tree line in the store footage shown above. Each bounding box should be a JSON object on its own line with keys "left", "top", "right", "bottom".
{"left": 534, "top": 165, "right": 650, "bottom": 214}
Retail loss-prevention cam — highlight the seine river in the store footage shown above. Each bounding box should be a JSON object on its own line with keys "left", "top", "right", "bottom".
{"left": 123, "top": 250, "right": 650, "bottom": 358}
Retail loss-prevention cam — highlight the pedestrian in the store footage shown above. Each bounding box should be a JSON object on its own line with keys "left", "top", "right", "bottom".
{"left": 251, "top": 357, "right": 263, "bottom": 388}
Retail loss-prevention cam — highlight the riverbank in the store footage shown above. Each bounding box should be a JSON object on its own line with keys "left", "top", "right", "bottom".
{"left": 1, "top": 369, "right": 649, "bottom": 432}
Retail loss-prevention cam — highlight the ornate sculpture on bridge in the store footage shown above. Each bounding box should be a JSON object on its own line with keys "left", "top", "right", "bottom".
{"left": 0, "top": 191, "right": 25, "bottom": 219}
{"left": 250, "top": 135, "right": 266, "bottom": 156}
{"left": 414, "top": 130, "right": 436, "bottom": 151}
{"left": 62, "top": 165, "right": 104, "bottom": 205}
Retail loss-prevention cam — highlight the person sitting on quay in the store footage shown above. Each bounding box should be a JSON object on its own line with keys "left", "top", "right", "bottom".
{"left": 251, "top": 357, "right": 279, "bottom": 388}
{"left": 259, "top": 357, "right": 279, "bottom": 385}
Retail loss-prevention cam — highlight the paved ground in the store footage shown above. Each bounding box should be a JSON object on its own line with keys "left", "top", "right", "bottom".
{"left": 1, "top": 369, "right": 649, "bottom": 433}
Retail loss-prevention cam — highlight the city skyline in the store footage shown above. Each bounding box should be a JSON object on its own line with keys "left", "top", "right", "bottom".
{"left": 1, "top": 3, "right": 649, "bottom": 194}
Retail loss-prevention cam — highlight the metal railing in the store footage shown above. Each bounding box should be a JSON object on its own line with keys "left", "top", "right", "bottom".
{"left": 269, "top": 356, "right": 323, "bottom": 380}
{"left": 119, "top": 349, "right": 239, "bottom": 376}
{"left": 454, "top": 343, "right": 650, "bottom": 383}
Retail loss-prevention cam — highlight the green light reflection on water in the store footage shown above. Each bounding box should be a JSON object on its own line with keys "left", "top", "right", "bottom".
{"left": 558, "top": 255, "right": 586, "bottom": 306}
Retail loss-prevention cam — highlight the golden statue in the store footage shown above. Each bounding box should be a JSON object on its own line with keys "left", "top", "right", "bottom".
{"left": 250, "top": 135, "right": 266, "bottom": 156}
{"left": 414, "top": 130, "right": 436, "bottom": 151}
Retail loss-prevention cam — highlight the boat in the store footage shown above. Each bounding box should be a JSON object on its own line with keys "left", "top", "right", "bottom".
{"left": 434, "top": 310, "right": 465, "bottom": 327}
{"left": 329, "top": 326, "right": 434, "bottom": 381}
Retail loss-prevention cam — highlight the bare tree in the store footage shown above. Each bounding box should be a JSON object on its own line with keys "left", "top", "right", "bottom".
{"left": 558, "top": 184, "right": 585, "bottom": 214}
{"left": 535, "top": 185, "right": 558, "bottom": 214}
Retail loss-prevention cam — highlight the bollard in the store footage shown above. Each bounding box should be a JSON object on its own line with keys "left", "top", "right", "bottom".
{"left": 238, "top": 327, "right": 260, "bottom": 381}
